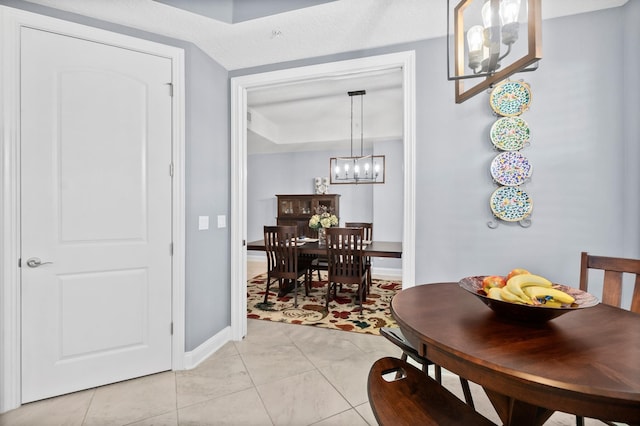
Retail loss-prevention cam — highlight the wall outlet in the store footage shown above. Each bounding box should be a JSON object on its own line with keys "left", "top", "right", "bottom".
{"left": 217, "top": 215, "right": 226, "bottom": 228}
{"left": 198, "top": 216, "right": 209, "bottom": 230}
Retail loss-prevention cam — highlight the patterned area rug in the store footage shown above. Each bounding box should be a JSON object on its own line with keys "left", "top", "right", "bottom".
{"left": 247, "top": 273, "right": 400, "bottom": 335}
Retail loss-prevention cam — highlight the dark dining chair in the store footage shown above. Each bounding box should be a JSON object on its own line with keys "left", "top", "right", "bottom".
{"left": 379, "top": 327, "right": 475, "bottom": 408}
{"left": 325, "top": 227, "right": 368, "bottom": 311}
{"left": 367, "top": 357, "right": 496, "bottom": 426}
{"left": 576, "top": 251, "right": 640, "bottom": 426}
{"left": 579, "top": 251, "right": 640, "bottom": 313}
{"left": 263, "top": 225, "right": 311, "bottom": 307}
{"left": 345, "top": 222, "right": 373, "bottom": 292}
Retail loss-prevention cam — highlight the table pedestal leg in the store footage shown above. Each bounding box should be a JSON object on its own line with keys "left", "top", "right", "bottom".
{"left": 484, "top": 388, "right": 554, "bottom": 426}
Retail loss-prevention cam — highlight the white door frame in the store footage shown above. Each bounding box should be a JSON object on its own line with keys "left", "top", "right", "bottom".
{"left": 230, "top": 51, "right": 417, "bottom": 340}
{"left": 0, "top": 6, "right": 186, "bottom": 412}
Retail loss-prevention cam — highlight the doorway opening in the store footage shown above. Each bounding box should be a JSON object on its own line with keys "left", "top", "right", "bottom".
{"left": 230, "top": 51, "right": 417, "bottom": 340}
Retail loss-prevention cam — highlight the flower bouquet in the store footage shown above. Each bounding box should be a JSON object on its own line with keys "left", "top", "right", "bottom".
{"left": 308, "top": 206, "right": 338, "bottom": 246}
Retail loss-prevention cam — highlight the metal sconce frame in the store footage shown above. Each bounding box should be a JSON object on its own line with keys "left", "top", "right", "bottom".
{"left": 447, "top": 0, "right": 542, "bottom": 103}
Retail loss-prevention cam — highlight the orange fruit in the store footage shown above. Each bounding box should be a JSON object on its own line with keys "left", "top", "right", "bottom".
{"left": 482, "top": 275, "right": 506, "bottom": 293}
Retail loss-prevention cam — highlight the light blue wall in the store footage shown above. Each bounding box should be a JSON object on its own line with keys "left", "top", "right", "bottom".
{"left": 233, "top": 4, "right": 640, "bottom": 308}
{"left": 372, "top": 139, "right": 403, "bottom": 270}
{"left": 0, "top": 0, "right": 232, "bottom": 351}
{"left": 622, "top": 0, "right": 640, "bottom": 258}
{"left": 184, "top": 46, "right": 230, "bottom": 351}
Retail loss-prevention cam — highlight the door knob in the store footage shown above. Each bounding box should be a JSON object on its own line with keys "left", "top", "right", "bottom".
{"left": 25, "top": 257, "right": 53, "bottom": 268}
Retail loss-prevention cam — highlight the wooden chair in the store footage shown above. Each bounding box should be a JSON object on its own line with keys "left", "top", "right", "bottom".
{"left": 579, "top": 251, "right": 640, "bottom": 313}
{"left": 379, "top": 327, "right": 475, "bottom": 408}
{"left": 325, "top": 227, "right": 368, "bottom": 311}
{"left": 345, "top": 222, "right": 373, "bottom": 292}
{"left": 576, "top": 251, "right": 640, "bottom": 426}
{"left": 367, "top": 357, "right": 496, "bottom": 426}
{"left": 263, "top": 225, "right": 311, "bottom": 307}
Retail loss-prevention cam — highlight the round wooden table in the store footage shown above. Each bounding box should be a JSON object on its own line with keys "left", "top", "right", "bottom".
{"left": 391, "top": 283, "right": 640, "bottom": 426}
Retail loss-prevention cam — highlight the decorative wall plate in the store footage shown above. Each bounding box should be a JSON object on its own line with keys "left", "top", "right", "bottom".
{"left": 489, "top": 80, "right": 532, "bottom": 117}
{"left": 490, "top": 152, "right": 532, "bottom": 186}
{"left": 490, "top": 117, "right": 530, "bottom": 151}
{"left": 490, "top": 186, "right": 533, "bottom": 222}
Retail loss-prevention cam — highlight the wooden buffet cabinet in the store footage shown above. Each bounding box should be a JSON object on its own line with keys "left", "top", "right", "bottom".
{"left": 276, "top": 194, "right": 340, "bottom": 237}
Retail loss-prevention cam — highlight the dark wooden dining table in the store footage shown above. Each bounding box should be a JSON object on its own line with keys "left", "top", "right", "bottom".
{"left": 246, "top": 239, "right": 402, "bottom": 258}
{"left": 391, "top": 282, "right": 640, "bottom": 426}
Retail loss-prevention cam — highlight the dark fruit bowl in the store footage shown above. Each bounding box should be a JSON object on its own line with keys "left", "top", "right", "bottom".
{"left": 458, "top": 276, "right": 599, "bottom": 323}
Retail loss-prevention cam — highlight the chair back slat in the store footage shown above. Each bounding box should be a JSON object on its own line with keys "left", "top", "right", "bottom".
{"left": 326, "top": 227, "right": 365, "bottom": 285}
{"left": 275, "top": 226, "right": 299, "bottom": 280}
{"left": 345, "top": 222, "right": 373, "bottom": 241}
{"left": 580, "top": 251, "right": 640, "bottom": 313}
{"left": 264, "top": 226, "right": 279, "bottom": 277}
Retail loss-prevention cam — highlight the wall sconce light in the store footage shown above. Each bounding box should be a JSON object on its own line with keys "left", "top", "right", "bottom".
{"left": 447, "top": 0, "right": 542, "bottom": 103}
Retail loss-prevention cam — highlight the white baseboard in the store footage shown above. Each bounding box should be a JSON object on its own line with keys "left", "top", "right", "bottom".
{"left": 247, "top": 253, "right": 265, "bottom": 263}
{"left": 371, "top": 266, "right": 402, "bottom": 279}
{"left": 182, "top": 326, "right": 232, "bottom": 370}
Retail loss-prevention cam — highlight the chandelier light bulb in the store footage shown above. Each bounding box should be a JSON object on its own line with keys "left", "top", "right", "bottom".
{"left": 354, "top": 164, "right": 360, "bottom": 177}
{"left": 500, "top": 0, "right": 521, "bottom": 25}
{"left": 467, "top": 25, "right": 485, "bottom": 70}
{"left": 481, "top": 1, "right": 494, "bottom": 28}
{"left": 500, "top": 0, "right": 521, "bottom": 45}
{"left": 467, "top": 25, "right": 484, "bottom": 52}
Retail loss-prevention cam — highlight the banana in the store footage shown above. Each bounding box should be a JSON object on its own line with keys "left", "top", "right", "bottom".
{"left": 487, "top": 287, "right": 504, "bottom": 301}
{"left": 523, "top": 286, "right": 575, "bottom": 305}
{"left": 506, "top": 274, "right": 552, "bottom": 302}
{"left": 500, "top": 286, "right": 529, "bottom": 304}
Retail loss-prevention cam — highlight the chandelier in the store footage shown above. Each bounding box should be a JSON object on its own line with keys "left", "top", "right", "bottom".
{"left": 329, "top": 90, "right": 385, "bottom": 185}
{"left": 447, "top": 0, "right": 542, "bottom": 103}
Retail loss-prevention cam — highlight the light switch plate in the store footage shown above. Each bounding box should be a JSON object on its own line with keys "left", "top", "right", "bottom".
{"left": 217, "top": 215, "right": 226, "bottom": 228}
{"left": 198, "top": 216, "right": 209, "bottom": 230}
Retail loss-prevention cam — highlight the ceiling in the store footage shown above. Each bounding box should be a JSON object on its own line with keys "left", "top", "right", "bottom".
{"left": 247, "top": 68, "right": 403, "bottom": 154}
{"left": 22, "top": 0, "right": 628, "bottom": 154}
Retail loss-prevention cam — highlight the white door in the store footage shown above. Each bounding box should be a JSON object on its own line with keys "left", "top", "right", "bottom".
{"left": 20, "top": 27, "right": 173, "bottom": 403}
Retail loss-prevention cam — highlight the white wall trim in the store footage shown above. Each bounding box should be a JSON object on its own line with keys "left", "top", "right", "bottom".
{"left": 371, "top": 267, "right": 403, "bottom": 279}
{"left": 183, "top": 326, "right": 233, "bottom": 370}
{"left": 0, "top": 5, "right": 186, "bottom": 413}
{"left": 230, "top": 51, "right": 417, "bottom": 342}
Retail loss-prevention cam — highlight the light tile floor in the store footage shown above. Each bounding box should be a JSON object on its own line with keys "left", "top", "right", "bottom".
{"left": 0, "top": 261, "right": 602, "bottom": 426}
